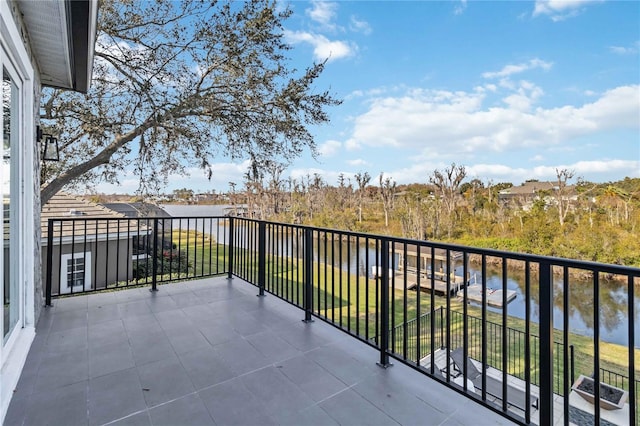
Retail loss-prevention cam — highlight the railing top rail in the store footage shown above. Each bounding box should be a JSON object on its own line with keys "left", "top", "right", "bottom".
{"left": 47, "top": 215, "right": 640, "bottom": 276}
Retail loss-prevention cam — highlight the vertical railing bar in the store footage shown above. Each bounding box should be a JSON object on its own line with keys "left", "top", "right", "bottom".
{"left": 445, "top": 249, "right": 451, "bottom": 381}
{"left": 115, "top": 219, "right": 121, "bottom": 288}
{"left": 563, "top": 265, "right": 570, "bottom": 425}
{"left": 628, "top": 274, "right": 636, "bottom": 426}
{"left": 501, "top": 256, "right": 508, "bottom": 412}
{"left": 45, "top": 219, "right": 54, "bottom": 306}
{"left": 539, "top": 261, "right": 554, "bottom": 426}
{"left": 365, "top": 237, "right": 370, "bottom": 341}
{"left": 429, "top": 246, "right": 435, "bottom": 375}
{"left": 481, "top": 254, "right": 487, "bottom": 401}
{"left": 416, "top": 244, "right": 421, "bottom": 365}
{"left": 70, "top": 218, "right": 76, "bottom": 294}
{"left": 375, "top": 238, "right": 380, "bottom": 345}
{"left": 402, "top": 243, "right": 407, "bottom": 359}
{"left": 377, "top": 238, "right": 391, "bottom": 368}
{"left": 347, "top": 235, "right": 351, "bottom": 332}
{"left": 331, "top": 232, "right": 336, "bottom": 324}
{"left": 524, "top": 260, "right": 531, "bottom": 423}
{"left": 126, "top": 220, "right": 130, "bottom": 286}
{"left": 303, "top": 227, "right": 313, "bottom": 322}
{"left": 151, "top": 218, "right": 159, "bottom": 292}
{"left": 339, "top": 233, "right": 343, "bottom": 328}
{"left": 463, "top": 251, "right": 468, "bottom": 391}
{"left": 356, "top": 235, "right": 360, "bottom": 337}
{"left": 593, "top": 270, "right": 601, "bottom": 425}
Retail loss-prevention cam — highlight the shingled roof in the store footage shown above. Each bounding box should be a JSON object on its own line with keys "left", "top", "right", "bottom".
{"left": 41, "top": 193, "right": 145, "bottom": 242}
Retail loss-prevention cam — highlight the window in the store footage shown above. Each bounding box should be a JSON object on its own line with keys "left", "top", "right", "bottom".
{"left": 60, "top": 252, "right": 92, "bottom": 294}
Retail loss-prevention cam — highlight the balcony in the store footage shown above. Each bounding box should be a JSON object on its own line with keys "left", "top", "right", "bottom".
{"left": 5, "top": 276, "right": 511, "bottom": 426}
{"left": 9, "top": 216, "right": 640, "bottom": 425}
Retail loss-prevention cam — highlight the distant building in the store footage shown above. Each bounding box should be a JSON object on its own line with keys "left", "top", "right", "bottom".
{"left": 41, "top": 193, "right": 145, "bottom": 296}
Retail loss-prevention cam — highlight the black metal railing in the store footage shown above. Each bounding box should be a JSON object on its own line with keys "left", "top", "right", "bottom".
{"left": 45, "top": 216, "right": 640, "bottom": 426}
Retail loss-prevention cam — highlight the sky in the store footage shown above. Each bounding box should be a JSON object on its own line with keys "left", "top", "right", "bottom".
{"left": 97, "top": 0, "right": 640, "bottom": 194}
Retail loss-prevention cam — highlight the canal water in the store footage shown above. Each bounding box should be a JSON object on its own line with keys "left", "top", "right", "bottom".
{"left": 161, "top": 204, "right": 640, "bottom": 348}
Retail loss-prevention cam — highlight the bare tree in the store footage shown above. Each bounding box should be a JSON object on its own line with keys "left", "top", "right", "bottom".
{"left": 555, "top": 168, "right": 575, "bottom": 227}
{"left": 430, "top": 163, "right": 466, "bottom": 238}
{"left": 378, "top": 173, "right": 396, "bottom": 228}
{"left": 354, "top": 171, "right": 371, "bottom": 223}
{"left": 40, "top": 0, "right": 340, "bottom": 204}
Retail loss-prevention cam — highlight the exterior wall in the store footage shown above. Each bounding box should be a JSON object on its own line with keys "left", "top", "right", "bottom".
{"left": 0, "top": 2, "right": 38, "bottom": 421}
{"left": 42, "top": 239, "right": 134, "bottom": 295}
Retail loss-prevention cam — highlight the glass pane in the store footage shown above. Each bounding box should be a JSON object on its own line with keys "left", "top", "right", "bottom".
{"left": 2, "top": 66, "right": 16, "bottom": 342}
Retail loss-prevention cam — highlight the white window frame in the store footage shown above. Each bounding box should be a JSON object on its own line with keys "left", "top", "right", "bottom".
{"left": 60, "top": 252, "right": 92, "bottom": 294}
{"left": 0, "top": 2, "right": 37, "bottom": 421}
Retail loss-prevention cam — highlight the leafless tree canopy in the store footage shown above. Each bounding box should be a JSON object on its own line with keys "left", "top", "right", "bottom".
{"left": 40, "top": 0, "right": 341, "bottom": 203}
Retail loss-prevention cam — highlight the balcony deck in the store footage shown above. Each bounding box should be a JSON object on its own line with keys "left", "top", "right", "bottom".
{"left": 5, "top": 276, "right": 514, "bottom": 426}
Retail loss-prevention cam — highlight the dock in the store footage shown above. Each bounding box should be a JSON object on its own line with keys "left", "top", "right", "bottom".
{"left": 459, "top": 285, "right": 517, "bottom": 307}
{"left": 392, "top": 271, "right": 467, "bottom": 296}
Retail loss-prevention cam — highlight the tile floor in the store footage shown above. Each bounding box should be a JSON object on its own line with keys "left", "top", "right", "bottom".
{"left": 5, "top": 276, "right": 515, "bottom": 426}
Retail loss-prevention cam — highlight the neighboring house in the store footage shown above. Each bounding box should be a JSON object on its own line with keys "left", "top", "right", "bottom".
{"left": 497, "top": 181, "right": 578, "bottom": 211}
{"left": 101, "top": 201, "right": 172, "bottom": 218}
{"left": 41, "top": 193, "right": 147, "bottom": 296}
{"left": 0, "top": 1, "right": 97, "bottom": 420}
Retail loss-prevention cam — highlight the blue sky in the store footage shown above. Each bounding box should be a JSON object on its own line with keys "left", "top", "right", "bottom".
{"left": 98, "top": 0, "right": 639, "bottom": 194}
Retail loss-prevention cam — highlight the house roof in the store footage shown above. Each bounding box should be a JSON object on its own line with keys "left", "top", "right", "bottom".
{"left": 17, "top": 0, "right": 98, "bottom": 92}
{"left": 101, "top": 202, "right": 172, "bottom": 218}
{"left": 498, "top": 181, "right": 557, "bottom": 196}
{"left": 41, "top": 193, "right": 144, "bottom": 242}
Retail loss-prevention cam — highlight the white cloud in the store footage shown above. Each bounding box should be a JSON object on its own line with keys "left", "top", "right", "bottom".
{"left": 483, "top": 59, "right": 553, "bottom": 79}
{"left": 347, "top": 158, "right": 369, "bottom": 166}
{"left": 349, "top": 16, "right": 372, "bottom": 35}
{"left": 609, "top": 42, "right": 639, "bottom": 55}
{"left": 533, "top": 0, "right": 602, "bottom": 21}
{"left": 530, "top": 155, "right": 545, "bottom": 162}
{"left": 343, "top": 84, "right": 640, "bottom": 158}
{"left": 307, "top": 1, "right": 338, "bottom": 27}
{"left": 454, "top": 0, "right": 467, "bottom": 15}
{"left": 284, "top": 30, "right": 355, "bottom": 62}
{"left": 318, "top": 140, "right": 342, "bottom": 157}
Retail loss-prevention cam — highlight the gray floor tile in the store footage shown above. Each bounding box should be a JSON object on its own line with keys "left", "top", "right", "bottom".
{"left": 241, "top": 366, "right": 315, "bottom": 416}
{"left": 88, "top": 368, "right": 147, "bottom": 426}
{"left": 23, "top": 381, "right": 88, "bottom": 426}
{"left": 34, "top": 349, "right": 89, "bottom": 391}
{"left": 307, "top": 345, "right": 378, "bottom": 386}
{"left": 197, "top": 320, "right": 241, "bottom": 346}
{"left": 353, "top": 373, "right": 449, "bottom": 425}
{"left": 154, "top": 308, "right": 193, "bottom": 331}
{"left": 119, "top": 299, "right": 153, "bottom": 319}
{"left": 88, "top": 318, "right": 128, "bottom": 348}
{"left": 109, "top": 410, "right": 152, "bottom": 426}
{"left": 275, "top": 404, "right": 340, "bottom": 426}
{"left": 164, "top": 326, "right": 212, "bottom": 354}
{"left": 273, "top": 322, "right": 330, "bottom": 352}
{"left": 49, "top": 308, "right": 89, "bottom": 332}
{"left": 145, "top": 293, "right": 180, "bottom": 313}
{"left": 212, "top": 337, "right": 271, "bottom": 375}
{"left": 148, "top": 393, "right": 215, "bottom": 426}
{"left": 177, "top": 347, "right": 236, "bottom": 390}
{"left": 45, "top": 326, "right": 88, "bottom": 355}
{"left": 320, "top": 389, "right": 400, "bottom": 426}
{"left": 181, "top": 304, "right": 216, "bottom": 323}
{"left": 245, "top": 330, "right": 302, "bottom": 363}
{"left": 137, "top": 356, "right": 196, "bottom": 407}
{"left": 277, "top": 354, "right": 348, "bottom": 402}
{"left": 199, "top": 378, "right": 277, "bottom": 426}
{"left": 88, "top": 302, "right": 121, "bottom": 325}
{"left": 89, "top": 340, "right": 136, "bottom": 378}
{"left": 130, "top": 333, "right": 176, "bottom": 366}
{"left": 170, "top": 291, "right": 207, "bottom": 308}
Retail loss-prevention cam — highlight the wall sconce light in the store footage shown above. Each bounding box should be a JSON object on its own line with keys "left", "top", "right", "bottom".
{"left": 38, "top": 125, "right": 60, "bottom": 161}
